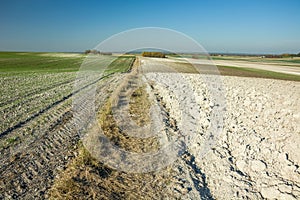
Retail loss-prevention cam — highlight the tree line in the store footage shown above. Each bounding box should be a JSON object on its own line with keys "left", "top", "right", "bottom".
{"left": 84, "top": 49, "right": 112, "bottom": 55}
{"left": 141, "top": 52, "right": 166, "bottom": 58}
{"left": 264, "top": 53, "right": 300, "bottom": 58}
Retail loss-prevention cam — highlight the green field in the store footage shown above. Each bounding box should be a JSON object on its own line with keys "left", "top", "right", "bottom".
{"left": 0, "top": 52, "right": 85, "bottom": 72}
{"left": 104, "top": 55, "right": 135, "bottom": 74}
{"left": 0, "top": 52, "right": 135, "bottom": 73}
{"left": 0, "top": 52, "right": 135, "bottom": 148}
{"left": 217, "top": 65, "right": 300, "bottom": 81}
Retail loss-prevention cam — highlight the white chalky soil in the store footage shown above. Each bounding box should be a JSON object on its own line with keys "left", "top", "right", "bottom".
{"left": 145, "top": 70, "right": 300, "bottom": 199}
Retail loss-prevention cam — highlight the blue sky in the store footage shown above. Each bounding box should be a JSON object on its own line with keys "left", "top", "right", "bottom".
{"left": 0, "top": 0, "right": 299, "bottom": 54}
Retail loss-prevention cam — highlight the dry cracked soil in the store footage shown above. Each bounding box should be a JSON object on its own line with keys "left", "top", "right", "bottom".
{"left": 0, "top": 57, "right": 299, "bottom": 199}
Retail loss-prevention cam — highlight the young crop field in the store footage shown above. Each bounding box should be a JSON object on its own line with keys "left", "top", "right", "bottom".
{"left": 0, "top": 52, "right": 135, "bottom": 198}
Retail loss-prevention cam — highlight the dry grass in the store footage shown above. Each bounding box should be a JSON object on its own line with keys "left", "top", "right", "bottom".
{"left": 48, "top": 142, "right": 114, "bottom": 199}
{"left": 99, "top": 57, "right": 159, "bottom": 153}
{"left": 129, "top": 85, "right": 151, "bottom": 126}
{"left": 48, "top": 102, "right": 175, "bottom": 199}
{"left": 48, "top": 141, "right": 174, "bottom": 199}
{"left": 99, "top": 96, "right": 159, "bottom": 153}
{"left": 48, "top": 67, "right": 177, "bottom": 199}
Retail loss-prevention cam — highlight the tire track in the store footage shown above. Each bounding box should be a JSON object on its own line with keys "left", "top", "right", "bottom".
{"left": 0, "top": 76, "right": 76, "bottom": 108}
{"left": 0, "top": 74, "right": 124, "bottom": 199}
{"left": 0, "top": 73, "right": 111, "bottom": 139}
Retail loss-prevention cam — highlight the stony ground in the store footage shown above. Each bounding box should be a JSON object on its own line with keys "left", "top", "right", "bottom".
{"left": 202, "top": 76, "right": 300, "bottom": 199}
{"left": 143, "top": 69, "right": 300, "bottom": 199}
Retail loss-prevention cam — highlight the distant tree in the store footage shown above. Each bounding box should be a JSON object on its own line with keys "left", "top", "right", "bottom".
{"left": 85, "top": 49, "right": 104, "bottom": 55}
{"left": 85, "top": 49, "right": 91, "bottom": 54}
{"left": 266, "top": 54, "right": 282, "bottom": 58}
{"left": 142, "top": 52, "right": 166, "bottom": 58}
{"left": 281, "top": 53, "right": 291, "bottom": 58}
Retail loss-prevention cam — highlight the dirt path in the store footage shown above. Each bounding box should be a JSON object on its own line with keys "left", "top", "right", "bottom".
{"left": 47, "top": 57, "right": 215, "bottom": 199}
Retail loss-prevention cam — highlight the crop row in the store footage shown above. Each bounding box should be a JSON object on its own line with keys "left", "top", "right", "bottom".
{"left": 0, "top": 72, "right": 77, "bottom": 134}
{"left": 0, "top": 72, "right": 76, "bottom": 107}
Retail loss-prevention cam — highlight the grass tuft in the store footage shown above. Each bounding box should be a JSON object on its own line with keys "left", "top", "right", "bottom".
{"left": 129, "top": 85, "right": 151, "bottom": 126}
